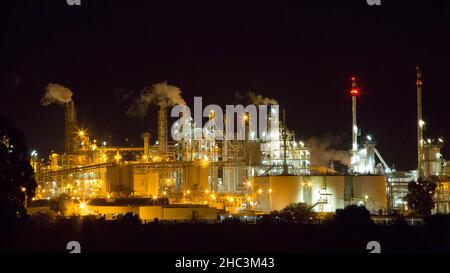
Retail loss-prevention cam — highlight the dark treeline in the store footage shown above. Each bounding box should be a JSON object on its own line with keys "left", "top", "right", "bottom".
{"left": 1, "top": 213, "right": 450, "bottom": 253}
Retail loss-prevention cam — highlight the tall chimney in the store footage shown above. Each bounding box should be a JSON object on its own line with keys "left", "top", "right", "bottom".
{"left": 64, "top": 101, "right": 78, "bottom": 154}
{"left": 349, "top": 77, "right": 360, "bottom": 172}
{"left": 158, "top": 103, "right": 168, "bottom": 155}
{"left": 417, "top": 67, "right": 424, "bottom": 178}
{"left": 350, "top": 77, "right": 359, "bottom": 153}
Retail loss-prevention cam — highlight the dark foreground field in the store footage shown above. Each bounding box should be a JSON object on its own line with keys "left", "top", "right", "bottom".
{"left": 1, "top": 217, "right": 449, "bottom": 253}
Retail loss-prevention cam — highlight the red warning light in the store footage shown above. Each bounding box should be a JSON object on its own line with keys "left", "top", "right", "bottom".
{"left": 350, "top": 76, "right": 359, "bottom": 96}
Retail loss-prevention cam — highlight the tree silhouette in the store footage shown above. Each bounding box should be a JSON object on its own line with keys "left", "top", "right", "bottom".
{"left": 264, "top": 202, "right": 313, "bottom": 224}
{"left": 333, "top": 205, "right": 374, "bottom": 227}
{"left": 405, "top": 178, "right": 437, "bottom": 218}
{"left": 0, "top": 116, "right": 37, "bottom": 222}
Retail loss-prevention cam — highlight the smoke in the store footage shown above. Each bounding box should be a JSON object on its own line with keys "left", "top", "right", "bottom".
{"left": 235, "top": 91, "right": 278, "bottom": 105}
{"left": 306, "top": 135, "right": 351, "bottom": 166}
{"left": 41, "top": 83, "right": 73, "bottom": 105}
{"left": 127, "top": 82, "right": 185, "bottom": 118}
{"left": 114, "top": 87, "right": 134, "bottom": 104}
{"left": 248, "top": 92, "right": 278, "bottom": 105}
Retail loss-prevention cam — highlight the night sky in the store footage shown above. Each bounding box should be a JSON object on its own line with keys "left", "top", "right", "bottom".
{"left": 1, "top": 0, "right": 449, "bottom": 170}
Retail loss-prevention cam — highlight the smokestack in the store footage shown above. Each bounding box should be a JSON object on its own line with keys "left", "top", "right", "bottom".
{"left": 158, "top": 103, "right": 168, "bottom": 155}
{"left": 350, "top": 77, "right": 359, "bottom": 153}
{"left": 417, "top": 67, "right": 424, "bottom": 178}
{"left": 41, "top": 83, "right": 76, "bottom": 154}
{"left": 282, "top": 108, "right": 288, "bottom": 175}
{"left": 64, "top": 101, "right": 78, "bottom": 154}
{"left": 142, "top": 132, "right": 150, "bottom": 160}
{"left": 349, "top": 77, "right": 359, "bottom": 172}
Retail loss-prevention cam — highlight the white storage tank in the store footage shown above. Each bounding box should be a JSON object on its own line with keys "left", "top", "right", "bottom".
{"left": 352, "top": 175, "right": 387, "bottom": 214}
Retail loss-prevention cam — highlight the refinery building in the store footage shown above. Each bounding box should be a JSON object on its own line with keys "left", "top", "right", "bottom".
{"left": 29, "top": 69, "right": 450, "bottom": 220}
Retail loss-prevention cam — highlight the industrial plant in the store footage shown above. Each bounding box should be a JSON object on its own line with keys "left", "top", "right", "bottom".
{"left": 28, "top": 68, "right": 450, "bottom": 221}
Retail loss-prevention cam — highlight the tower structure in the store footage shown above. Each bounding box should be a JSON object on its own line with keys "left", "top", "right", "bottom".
{"left": 417, "top": 67, "right": 424, "bottom": 178}
{"left": 349, "top": 77, "right": 360, "bottom": 172}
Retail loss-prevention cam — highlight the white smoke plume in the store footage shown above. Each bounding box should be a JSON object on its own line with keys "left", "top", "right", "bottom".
{"left": 247, "top": 92, "right": 278, "bottom": 105}
{"left": 235, "top": 91, "right": 279, "bottom": 105}
{"left": 306, "top": 135, "right": 351, "bottom": 166}
{"left": 127, "top": 82, "right": 185, "bottom": 118}
{"left": 41, "top": 83, "right": 73, "bottom": 105}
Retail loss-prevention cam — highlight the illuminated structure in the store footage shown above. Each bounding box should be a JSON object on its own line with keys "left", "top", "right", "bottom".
{"left": 348, "top": 77, "right": 390, "bottom": 175}
{"left": 417, "top": 67, "right": 424, "bottom": 178}
{"left": 32, "top": 98, "right": 314, "bottom": 217}
{"left": 350, "top": 76, "right": 360, "bottom": 170}
{"left": 386, "top": 67, "right": 449, "bottom": 213}
{"left": 416, "top": 67, "right": 446, "bottom": 178}
{"left": 30, "top": 72, "right": 449, "bottom": 217}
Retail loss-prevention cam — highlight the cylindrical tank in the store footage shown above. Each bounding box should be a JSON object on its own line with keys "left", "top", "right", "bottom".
{"left": 185, "top": 162, "right": 209, "bottom": 191}
{"left": 253, "top": 176, "right": 303, "bottom": 212}
{"left": 308, "top": 176, "right": 345, "bottom": 213}
{"left": 51, "top": 153, "right": 59, "bottom": 171}
{"left": 253, "top": 175, "right": 386, "bottom": 214}
{"left": 352, "top": 175, "right": 387, "bottom": 214}
{"left": 423, "top": 145, "right": 442, "bottom": 177}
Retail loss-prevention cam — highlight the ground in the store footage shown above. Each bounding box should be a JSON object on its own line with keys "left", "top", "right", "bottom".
{"left": 1, "top": 217, "right": 449, "bottom": 253}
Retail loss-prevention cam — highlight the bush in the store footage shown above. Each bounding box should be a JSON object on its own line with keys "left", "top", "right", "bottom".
{"left": 261, "top": 203, "right": 313, "bottom": 224}
{"left": 391, "top": 212, "right": 407, "bottom": 227}
{"left": 118, "top": 212, "right": 142, "bottom": 226}
{"left": 222, "top": 216, "right": 241, "bottom": 224}
{"left": 28, "top": 213, "right": 51, "bottom": 228}
{"left": 333, "top": 205, "right": 374, "bottom": 227}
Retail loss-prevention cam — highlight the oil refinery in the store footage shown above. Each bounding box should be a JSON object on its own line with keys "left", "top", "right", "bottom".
{"left": 28, "top": 69, "right": 450, "bottom": 221}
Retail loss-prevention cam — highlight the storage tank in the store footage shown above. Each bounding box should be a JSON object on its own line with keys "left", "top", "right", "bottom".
{"left": 222, "top": 165, "right": 247, "bottom": 193}
{"left": 185, "top": 161, "right": 209, "bottom": 191}
{"left": 308, "top": 176, "right": 345, "bottom": 213}
{"left": 133, "top": 165, "right": 159, "bottom": 197}
{"left": 423, "top": 145, "right": 443, "bottom": 177}
{"left": 352, "top": 175, "right": 387, "bottom": 214}
{"left": 106, "top": 165, "right": 133, "bottom": 195}
{"left": 253, "top": 175, "right": 386, "bottom": 214}
{"left": 253, "top": 175, "right": 303, "bottom": 212}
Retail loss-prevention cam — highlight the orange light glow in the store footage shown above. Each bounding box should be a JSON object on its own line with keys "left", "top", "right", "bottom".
{"left": 350, "top": 89, "right": 359, "bottom": 96}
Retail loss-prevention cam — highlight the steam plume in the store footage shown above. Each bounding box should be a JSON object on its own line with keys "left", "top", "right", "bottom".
{"left": 306, "top": 135, "right": 351, "bottom": 166}
{"left": 41, "top": 83, "right": 73, "bottom": 105}
{"left": 127, "top": 82, "right": 185, "bottom": 118}
{"left": 247, "top": 92, "right": 278, "bottom": 105}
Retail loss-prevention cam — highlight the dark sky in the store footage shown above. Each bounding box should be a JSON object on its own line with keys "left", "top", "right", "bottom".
{"left": 1, "top": 0, "right": 449, "bottom": 170}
